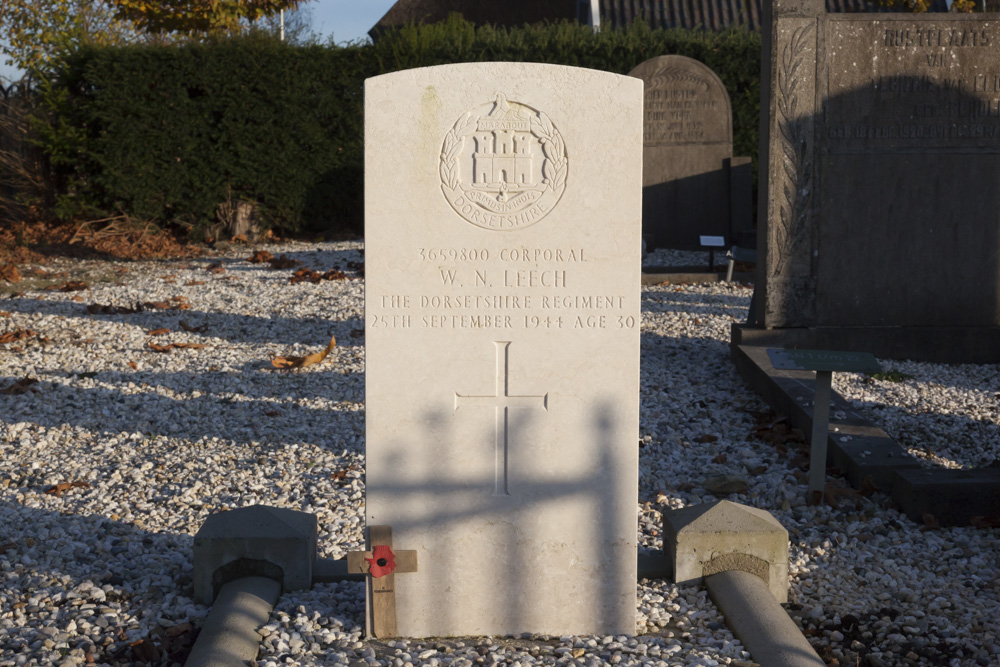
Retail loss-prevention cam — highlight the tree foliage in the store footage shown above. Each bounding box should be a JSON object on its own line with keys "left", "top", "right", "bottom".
{"left": 111, "top": 0, "right": 310, "bottom": 35}
{"left": 0, "top": 0, "right": 312, "bottom": 75}
{"left": 0, "top": 0, "right": 139, "bottom": 73}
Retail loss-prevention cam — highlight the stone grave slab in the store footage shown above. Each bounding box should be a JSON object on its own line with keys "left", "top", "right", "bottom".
{"left": 364, "top": 62, "right": 642, "bottom": 637}
{"left": 740, "top": 0, "right": 1000, "bottom": 362}
{"left": 628, "top": 55, "right": 752, "bottom": 251}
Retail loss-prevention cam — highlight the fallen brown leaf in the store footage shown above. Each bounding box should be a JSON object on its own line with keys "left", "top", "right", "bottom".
{"left": 823, "top": 482, "right": 860, "bottom": 509}
{"left": 87, "top": 303, "right": 143, "bottom": 315}
{"left": 0, "top": 264, "right": 21, "bottom": 283}
{"left": 46, "top": 281, "right": 89, "bottom": 292}
{"left": 712, "top": 453, "right": 728, "bottom": 464}
{"left": 0, "top": 311, "right": 9, "bottom": 317}
{"left": 143, "top": 296, "right": 190, "bottom": 310}
{"left": 0, "top": 376, "right": 37, "bottom": 395}
{"left": 0, "top": 329, "right": 36, "bottom": 344}
{"left": 272, "top": 335, "right": 337, "bottom": 369}
{"left": 859, "top": 475, "right": 878, "bottom": 496}
{"left": 698, "top": 434, "right": 719, "bottom": 443}
{"left": 147, "top": 328, "right": 170, "bottom": 336}
{"left": 264, "top": 410, "right": 281, "bottom": 417}
{"left": 148, "top": 341, "right": 208, "bottom": 353}
{"left": 128, "top": 361, "right": 138, "bottom": 370}
{"left": 184, "top": 280, "right": 206, "bottom": 286}
{"left": 45, "top": 481, "right": 90, "bottom": 497}
{"left": 129, "top": 638, "right": 160, "bottom": 662}
{"left": 920, "top": 513, "right": 941, "bottom": 531}
{"left": 269, "top": 254, "right": 300, "bottom": 270}
{"left": 231, "top": 234, "right": 248, "bottom": 244}
{"left": 179, "top": 320, "right": 208, "bottom": 333}
{"left": 206, "top": 262, "right": 225, "bottom": 274}
{"left": 971, "top": 515, "right": 1000, "bottom": 529}
{"left": 164, "top": 622, "right": 193, "bottom": 637}
{"left": 248, "top": 250, "right": 273, "bottom": 264}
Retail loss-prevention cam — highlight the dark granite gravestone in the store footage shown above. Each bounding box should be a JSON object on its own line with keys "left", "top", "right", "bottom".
{"left": 628, "top": 56, "right": 753, "bottom": 252}
{"left": 735, "top": 0, "right": 1000, "bottom": 362}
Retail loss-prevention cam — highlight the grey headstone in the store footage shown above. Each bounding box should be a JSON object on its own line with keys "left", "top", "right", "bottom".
{"left": 629, "top": 55, "right": 750, "bottom": 251}
{"left": 746, "top": 0, "right": 1000, "bottom": 362}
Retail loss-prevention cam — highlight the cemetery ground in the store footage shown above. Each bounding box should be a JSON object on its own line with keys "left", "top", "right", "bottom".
{"left": 0, "top": 239, "right": 998, "bottom": 667}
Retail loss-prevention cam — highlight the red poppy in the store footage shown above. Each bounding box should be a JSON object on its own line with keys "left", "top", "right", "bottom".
{"left": 365, "top": 545, "right": 397, "bottom": 578}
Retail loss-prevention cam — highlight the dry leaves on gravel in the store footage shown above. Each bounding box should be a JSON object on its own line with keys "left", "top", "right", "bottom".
{"left": 0, "top": 329, "right": 36, "bottom": 344}
{"left": 0, "top": 377, "right": 39, "bottom": 394}
{"left": 45, "top": 280, "right": 88, "bottom": 292}
{"left": 45, "top": 481, "right": 90, "bottom": 497}
{"left": 0, "top": 264, "right": 21, "bottom": 283}
{"left": 148, "top": 341, "right": 208, "bottom": 353}
{"left": 822, "top": 481, "right": 862, "bottom": 509}
{"left": 87, "top": 303, "right": 143, "bottom": 315}
{"left": 271, "top": 335, "right": 336, "bottom": 369}
{"left": 179, "top": 320, "right": 208, "bottom": 333}
{"left": 289, "top": 267, "right": 350, "bottom": 284}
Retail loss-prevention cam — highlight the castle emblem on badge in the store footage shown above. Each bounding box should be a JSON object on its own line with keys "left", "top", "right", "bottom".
{"left": 440, "top": 93, "right": 568, "bottom": 230}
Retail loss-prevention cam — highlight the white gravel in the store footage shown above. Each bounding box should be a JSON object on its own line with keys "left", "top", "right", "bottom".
{"left": 0, "top": 240, "right": 997, "bottom": 667}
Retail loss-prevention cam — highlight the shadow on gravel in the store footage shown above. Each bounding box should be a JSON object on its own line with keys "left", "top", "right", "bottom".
{"left": 0, "top": 368, "right": 364, "bottom": 451}
{"left": 0, "top": 296, "right": 364, "bottom": 348}
{"left": 0, "top": 500, "right": 366, "bottom": 664}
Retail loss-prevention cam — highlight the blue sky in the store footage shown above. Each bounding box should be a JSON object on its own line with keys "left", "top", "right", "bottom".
{"left": 309, "top": 0, "right": 398, "bottom": 44}
{"left": 1, "top": 0, "right": 398, "bottom": 83}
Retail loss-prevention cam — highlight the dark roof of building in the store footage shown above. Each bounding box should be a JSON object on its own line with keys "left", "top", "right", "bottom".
{"left": 371, "top": 0, "right": 886, "bottom": 38}
{"left": 599, "top": 0, "right": 879, "bottom": 32}
{"left": 369, "top": 0, "right": 583, "bottom": 39}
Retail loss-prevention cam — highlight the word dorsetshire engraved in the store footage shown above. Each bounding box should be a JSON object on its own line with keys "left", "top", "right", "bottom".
{"left": 441, "top": 93, "right": 568, "bottom": 231}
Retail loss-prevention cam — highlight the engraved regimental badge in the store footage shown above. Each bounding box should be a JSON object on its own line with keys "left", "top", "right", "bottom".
{"left": 440, "top": 93, "right": 568, "bottom": 231}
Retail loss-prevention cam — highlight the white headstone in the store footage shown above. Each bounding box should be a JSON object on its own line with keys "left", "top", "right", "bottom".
{"left": 364, "top": 62, "right": 642, "bottom": 637}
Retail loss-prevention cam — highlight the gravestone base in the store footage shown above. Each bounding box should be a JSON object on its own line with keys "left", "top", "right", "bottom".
{"left": 663, "top": 500, "right": 789, "bottom": 603}
{"left": 732, "top": 323, "right": 1000, "bottom": 364}
{"left": 193, "top": 505, "right": 317, "bottom": 605}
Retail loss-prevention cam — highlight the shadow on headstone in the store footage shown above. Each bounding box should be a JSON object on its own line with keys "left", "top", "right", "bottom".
{"left": 629, "top": 56, "right": 754, "bottom": 253}
{"left": 738, "top": 0, "right": 1000, "bottom": 362}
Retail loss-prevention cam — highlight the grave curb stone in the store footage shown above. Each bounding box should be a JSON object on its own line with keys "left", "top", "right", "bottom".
{"left": 192, "top": 505, "right": 317, "bottom": 605}
{"left": 663, "top": 500, "right": 789, "bottom": 603}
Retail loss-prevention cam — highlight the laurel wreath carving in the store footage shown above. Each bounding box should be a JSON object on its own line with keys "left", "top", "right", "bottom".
{"left": 439, "top": 105, "right": 567, "bottom": 200}
{"left": 774, "top": 23, "right": 814, "bottom": 278}
{"left": 648, "top": 66, "right": 711, "bottom": 91}
{"left": 440, "top": 112, "right": 475, "bottom": 194}
{"left": 531, "top": 112, "right": 567, "bottom": 192}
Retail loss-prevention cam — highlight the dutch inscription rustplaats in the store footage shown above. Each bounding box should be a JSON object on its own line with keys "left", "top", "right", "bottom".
{"left": 883, "top": 26, "right": 990, "bottom": 47}
{"left": 826, "top": 21, "right": 1000, "bottom": 151}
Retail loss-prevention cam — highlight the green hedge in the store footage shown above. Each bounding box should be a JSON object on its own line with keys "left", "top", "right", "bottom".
{"left": 38, "top": 18, "right": 760, "bottom": 237}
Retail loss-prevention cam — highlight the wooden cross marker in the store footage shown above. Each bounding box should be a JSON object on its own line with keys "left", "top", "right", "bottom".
{"left": 346, "top": 525, "right": 417, "bottom": 638}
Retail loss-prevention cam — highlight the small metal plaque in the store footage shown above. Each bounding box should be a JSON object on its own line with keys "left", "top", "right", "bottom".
{"left": 767, "top": 348, "right": 881, "bottom": 374}
{"left": 700, "top": 235, "right": 726, "bottom": 247}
